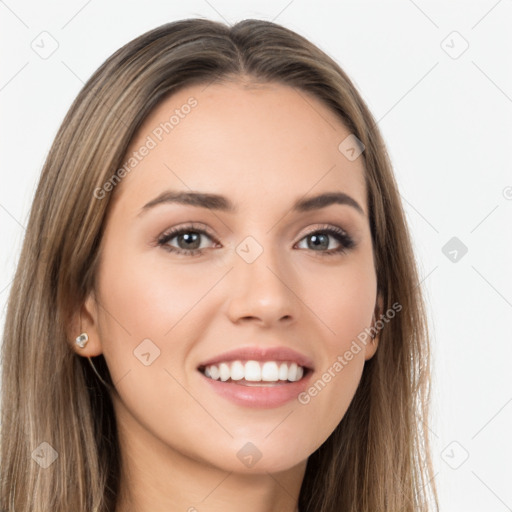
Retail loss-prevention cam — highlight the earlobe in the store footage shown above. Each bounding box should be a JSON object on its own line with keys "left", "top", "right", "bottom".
{"left": 67, "top": 292, "right": 103, "bottom": 357}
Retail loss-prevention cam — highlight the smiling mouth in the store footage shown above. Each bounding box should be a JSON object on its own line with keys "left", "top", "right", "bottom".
{"left": 198, "top": 360, "right": 310, "bottom": 385}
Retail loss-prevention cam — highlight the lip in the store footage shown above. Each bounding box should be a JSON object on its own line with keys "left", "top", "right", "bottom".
{"left": 199, "top": 367, "right": 314, "bottom": 408}
{"left": 197, "top": 345, "right": 315, "bottom": 409}
{"left": 197, "top": 346, "right": 315, "bottom": 371}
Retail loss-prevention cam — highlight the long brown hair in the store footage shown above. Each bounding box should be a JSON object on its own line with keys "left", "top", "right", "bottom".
{"left": 1, "top": 18, "right": 439, "bottom": 511}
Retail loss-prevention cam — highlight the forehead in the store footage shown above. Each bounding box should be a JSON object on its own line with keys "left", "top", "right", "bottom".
{"left": 114, "top": 80, "right": 367, "bottom": 215}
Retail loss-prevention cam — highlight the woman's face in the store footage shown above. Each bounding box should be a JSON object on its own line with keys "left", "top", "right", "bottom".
{"left": 80, "top": 80, "right": 380, "bottom": 474}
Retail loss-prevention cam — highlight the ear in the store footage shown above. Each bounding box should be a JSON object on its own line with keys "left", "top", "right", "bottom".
{"left": 364, "top": 293, "right": 384, "bottom": 361}
{"left": 67, "top": 291, "right": 104, "bottom": 357}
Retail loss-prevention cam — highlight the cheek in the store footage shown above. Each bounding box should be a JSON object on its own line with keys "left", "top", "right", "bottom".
{"left": 302, "top": 257, "right": 376, "bottom": 349}
{"left": 294, "top": 260, "right": 375, "bottom": 431}
{"left": 94, "top": 251, "right": 219, "bottom": 441}
{"left": 94, "top": 245, "right": 215, "bottom": 382}
{"left": 97, "top": 247, "right": 216, "bottom": 337}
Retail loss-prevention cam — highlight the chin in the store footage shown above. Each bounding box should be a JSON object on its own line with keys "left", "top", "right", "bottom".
{"left": 198, "top": 439, "right": 311, "bottom": 475}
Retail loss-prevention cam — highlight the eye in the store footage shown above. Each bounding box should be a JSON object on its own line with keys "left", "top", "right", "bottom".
{"left": 156, "top": 223, "right": 218, "bottom": 257}
{"left": 295, "top": 225, "right": 355, "bottom": 256}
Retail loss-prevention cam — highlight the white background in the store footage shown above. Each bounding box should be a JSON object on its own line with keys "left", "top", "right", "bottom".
{"left": 1, "top": 1, "right": 511, "bottom": 510}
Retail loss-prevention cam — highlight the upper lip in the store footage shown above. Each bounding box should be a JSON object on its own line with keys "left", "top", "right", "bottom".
{"left": 197, "top": 346, "right": 315, "bottom": 370}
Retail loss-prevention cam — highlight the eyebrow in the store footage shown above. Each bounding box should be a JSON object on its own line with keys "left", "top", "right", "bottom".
{"left": 139, "top": 190, "right": 365, "bottom": 216}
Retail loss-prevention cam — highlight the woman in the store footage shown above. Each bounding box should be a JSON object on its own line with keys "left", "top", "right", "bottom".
{"left": 0, "top": 18, "right": 439, "bottom": 512}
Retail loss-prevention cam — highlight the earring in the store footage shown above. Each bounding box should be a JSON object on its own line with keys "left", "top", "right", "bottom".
{"left": 75, "top": 333, "right": 89, "bottom": 348}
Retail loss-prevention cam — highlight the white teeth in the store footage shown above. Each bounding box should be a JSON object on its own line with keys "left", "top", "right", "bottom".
{"left": 261, "top": 361, "right": 279, "bottom": 381}
{"left": 202, "top": 360, "right": 306, "bottom": 383}
{"left": 244, "top": 361, "right": 261, "bottom": 381}
{"left": 230, "top": 360, "right": 245, "bottom": 381}
{"left": 278, "top": 362, "right": 288, "bottom": 380}
{"left": 219, "top": 362, "right": 230, "bottom": 382}
{"left": 288, "top": 362, "right": 298, "bottom": 381}
{"left": 209, "top": 365, "right": 220, "bottom": 380}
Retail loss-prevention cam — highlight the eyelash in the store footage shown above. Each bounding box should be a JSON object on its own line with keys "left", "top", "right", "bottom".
{"left": 156, "top": 222, "right": 355, "bottom": 257}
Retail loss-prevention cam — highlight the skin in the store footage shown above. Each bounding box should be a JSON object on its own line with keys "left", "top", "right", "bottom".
{"left": 70, "top": 79, "right": 382, "bottom": 512}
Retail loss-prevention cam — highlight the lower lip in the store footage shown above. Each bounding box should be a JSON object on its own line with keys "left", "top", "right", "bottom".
{"left": 199, "top": 370, "right": 313, "bottom": 408}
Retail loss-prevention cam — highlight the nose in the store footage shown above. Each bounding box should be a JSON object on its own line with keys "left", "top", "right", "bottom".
{"left": 225, "top": 241, "right": 298, "bottom": 328}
